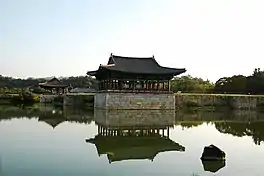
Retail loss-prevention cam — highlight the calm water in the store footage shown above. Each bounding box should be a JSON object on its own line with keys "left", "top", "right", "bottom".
{"left": 0, "top": 106, "right": 264, "bottom": 176}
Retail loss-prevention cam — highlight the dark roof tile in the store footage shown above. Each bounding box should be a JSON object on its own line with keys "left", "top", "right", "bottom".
{"left": 87, "top": 54, "right": 186, "bottom": 76}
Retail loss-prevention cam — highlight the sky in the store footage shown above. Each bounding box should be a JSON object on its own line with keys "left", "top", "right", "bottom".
{"left": 1, "top": 0, "right": 264, "bottom": 82}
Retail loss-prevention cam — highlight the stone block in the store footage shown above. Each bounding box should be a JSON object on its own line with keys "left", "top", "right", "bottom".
{"left": 94, "top": 92, "right": 175, "bottom": 110}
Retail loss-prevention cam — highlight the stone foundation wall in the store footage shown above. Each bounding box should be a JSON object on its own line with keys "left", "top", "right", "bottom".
{"left": 175, "top": 94, "right": 264, "bottom": 109}
{"left": 94, "top": 92, "right": 175, "bottom": 110}
{"left": 63, "top": 93, "right": 94, "bottom": 108}
{"left": 39, "top": 94, "right": 59, "bottom": 103}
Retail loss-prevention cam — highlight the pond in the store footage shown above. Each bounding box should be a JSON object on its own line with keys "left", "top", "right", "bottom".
{"left": 0, "top": 105, "right": 264, "bottom": 176}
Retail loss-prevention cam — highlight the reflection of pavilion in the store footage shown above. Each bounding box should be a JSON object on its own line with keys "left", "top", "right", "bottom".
{"left": 38, "top": 108, "right": 65, "bottom": 128}
{"left": 86, "top": 109, "right": 185, "bottom": 163}
{"left": 38, "top": 106, "right": 94, "bottom": 128}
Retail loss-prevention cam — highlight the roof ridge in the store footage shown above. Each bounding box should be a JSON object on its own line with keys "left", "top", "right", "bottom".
{"left": 112, "top": 54, "right": 154, "bottom": 60}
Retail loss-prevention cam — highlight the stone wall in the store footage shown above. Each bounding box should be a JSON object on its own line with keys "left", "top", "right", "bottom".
{"left": 39, "top": 94, "right": 59, "bottom": 103}
{"left": 94, "top": 93, "right": 106, "bottom": 108}
{"left": 63, "top": 92, "right": 264, "bottom": 110}
{"left": 94, "top": 92, "right": 175, "bottom": 110}
{"left": 175, "top": 94, "right": 264, "bottom": 109}
{"left": 63, "top": 93, "right": 94, "bottom": 108}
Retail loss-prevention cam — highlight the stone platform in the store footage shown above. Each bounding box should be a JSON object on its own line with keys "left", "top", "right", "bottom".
{"left": 94, "top": 92, "right": 175, "bottom": 110}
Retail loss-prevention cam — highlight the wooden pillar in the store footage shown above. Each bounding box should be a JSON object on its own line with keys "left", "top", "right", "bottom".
{"left": 102, "top": 128, "right": 105, "bottom": 136}
{"left": 115, "top": 80, "right": 118, "bottom": 90}
{"left": 118, "top": 80, "right": 121, "bottom": 90}
{"left": 147, "top": 80, "right": 150, "bottom": 90}
{"left": 106, "top": 80, "right": 108, "bottom": 89}
{"left": 152, "top": 82, "right": 155, "bottom": 91}
{"left": 162, "top": 81, "right": 165, "bottom": 91}
{"left": 129, "top": 80, "right": 131, "bottom": 90}
{"left": 168, "top": 80, "right": 170, "bottom": 92}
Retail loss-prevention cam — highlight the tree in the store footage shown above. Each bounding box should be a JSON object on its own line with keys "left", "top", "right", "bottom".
{"left": 170, "top": 75, "right": 214, "bottom": 93}
{"left": 247, "top": 69, "right": 264, "bottom": 94}
{"left": 214, "top": 75, "right": 247, "bottom": 94}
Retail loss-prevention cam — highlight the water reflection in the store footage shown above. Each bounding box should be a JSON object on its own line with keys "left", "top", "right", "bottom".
{"left": 1, "top": 106, "right": 264, "bottom": 146}
{"left": 87, "top": 109, "right": 185, "bottom": 163}
{"left": 175, "top": 109, "right": 264, "bottom": 145}
{"left": 201, "top": 160, "right": 226, "bottom": 173}
{"left": 0, "top": 105, "right": 94, "bottom": 126}
{"left": 1, "top": 106, "right": 264, "bottom": 175}
{"left": 215, "top": 121, "right": 264, "bottom": 145}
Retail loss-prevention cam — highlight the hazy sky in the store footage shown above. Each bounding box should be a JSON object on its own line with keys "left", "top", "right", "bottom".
{"left": 1, "top": 0, "right": 264, "bottom": 82}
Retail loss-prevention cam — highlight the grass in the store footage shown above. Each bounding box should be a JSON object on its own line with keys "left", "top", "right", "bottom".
{"left": 0, "top": 92, "right": 40, "bottom": 105}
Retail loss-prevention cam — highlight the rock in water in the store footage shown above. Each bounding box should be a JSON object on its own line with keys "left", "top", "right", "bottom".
{"left": 201, "top": 144, "right": 225, "bottom": 161}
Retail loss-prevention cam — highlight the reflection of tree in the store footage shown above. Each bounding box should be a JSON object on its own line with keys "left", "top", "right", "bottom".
{"left": 215, "top": 122, "right": 264, "bottom": 145}
{"left": 176, "top": 122, "right": 203, "bottom": 129}
{"left": 0, "top": 105, "right": 41, "bottom": 120}
{"left": 215, "top": 122, "right": 248, "bottom": 137}
{"left": 0, "top": 105, "right": 94, "bottom": 127}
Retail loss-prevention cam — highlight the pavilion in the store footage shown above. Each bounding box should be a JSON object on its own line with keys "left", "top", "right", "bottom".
{"left": 87, "top": 54, "right": 186, "bottom": 110}
{"left": 87, "top": 54, "right": 186, "bottom": 92}
{"left": 38, "top": 77, "right": 69, "bottom": 94}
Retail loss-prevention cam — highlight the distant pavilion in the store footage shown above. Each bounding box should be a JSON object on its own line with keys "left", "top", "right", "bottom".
{"left": 87, "top": 54, "right": 186, "bottom": 92}
{"left": 39, "top": 77, "right": 69, "bottom": 94}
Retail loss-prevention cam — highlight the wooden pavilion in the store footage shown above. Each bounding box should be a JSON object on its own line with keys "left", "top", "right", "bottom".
{"left": 87, "top": 54, "right": 186, "bottom": 92}
{"left": 38, "top": 77, "right": 69, "bottom": 94}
